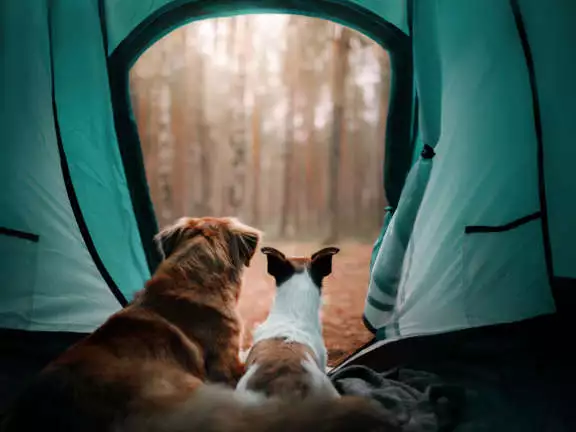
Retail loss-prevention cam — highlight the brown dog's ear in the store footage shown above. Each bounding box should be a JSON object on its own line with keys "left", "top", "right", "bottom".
{"left": 309, "top": 247, "right": 340, "bottom": 286}
{"left": 261, "top": 247, "right": 294, "bottom": 285}
{"left": 235, "top": 231, "right": 260, "bottom": 267}
{"left": 228, "top": 218, "right": 262, "bottom": 267}
{"left": 154, "top": 218, "right": 191, "bottom": 259}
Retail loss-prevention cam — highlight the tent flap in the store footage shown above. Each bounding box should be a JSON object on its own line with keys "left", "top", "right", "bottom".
{"left": 364, "top": 153, "right": 434, "bottom": 334}
{"left": 366, "top": 0, "right": 562, "bottom": 339}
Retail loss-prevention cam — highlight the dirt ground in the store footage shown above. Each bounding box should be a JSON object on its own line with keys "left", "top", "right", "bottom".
{"left": 239, "top": 241, "right": 374, "bottom": 367}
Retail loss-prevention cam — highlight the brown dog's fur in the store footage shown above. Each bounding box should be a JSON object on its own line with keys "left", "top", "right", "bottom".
{"left": 0, "top": 216, "right": 259, "bottom": 432}
{"left": 0, "top": 217, "right": 399, "bottom": 432}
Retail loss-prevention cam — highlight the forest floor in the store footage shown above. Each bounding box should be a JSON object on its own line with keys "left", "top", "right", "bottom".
{"left": 238, "top": 241, "right": 374, "bottom": 367}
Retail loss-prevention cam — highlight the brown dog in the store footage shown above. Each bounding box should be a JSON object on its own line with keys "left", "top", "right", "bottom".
{"left": 0, "top": 216, "right": 260, "bottom": 432}
{"left": 1, "top": 216, "right": 399, "bottom": 432}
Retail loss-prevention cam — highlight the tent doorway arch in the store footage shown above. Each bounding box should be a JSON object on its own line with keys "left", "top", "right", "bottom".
{"left": 106, "top": 0, "right": 416, "bottom": 274}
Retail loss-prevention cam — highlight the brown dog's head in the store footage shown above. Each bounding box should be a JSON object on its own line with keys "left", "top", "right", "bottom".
{"left": 261, "top": 246, "right": 340, "bottom": 289}
{"left": 154, "top": 216, "right": 262, "bottom": 271}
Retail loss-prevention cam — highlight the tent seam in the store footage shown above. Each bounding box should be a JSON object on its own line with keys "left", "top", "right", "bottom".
{"left": 509, "top": 0, "right": 555, "bottom": 306}
{"left": 47, "top": 2, "right": 128, "bottom": 307}
{"left": 0, "top": 227, "right": 40, "bottom": 243}
{"left": 465, "top": 211, "right": 541, "bottom": 234}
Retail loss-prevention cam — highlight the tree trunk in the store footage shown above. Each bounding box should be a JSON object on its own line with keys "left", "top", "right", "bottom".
{"left": 251, "top": 94, "right": 261, "bottom": 227}
{"left": 280, "top": 81, "right": 295, "bottom": 238}
{"left": 156, "top": 41, "right": 175, "bottom": 227}
{"left": 304, "top": 108, "right": 316, "bottom": 237}
{"left": 326, "top": 25, "right": 351, "bottom": 244}
{"left": 227, "top": 16, "right": 249, "bottom": 218}
{"left": 184, "top": 26, "right": 211, "bottom": 216}
{"left": 279, "top": 17, "right": 299, "bottom": 238}
{"left": 169, "top": 30, "right": 189, "bottom": 217}
{"left": 375, "top": 48, "right": 391, "bottom": 223}
{"left": 350, "top": 80, "right": 362, "bottom": 235}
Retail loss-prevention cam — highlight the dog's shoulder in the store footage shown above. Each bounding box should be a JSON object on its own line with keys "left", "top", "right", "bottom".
{"left": 138, "top": 287, "right": 241, "bottom": 347}
{"left": 82, "top": 307, "right": 207, "bottom": 378}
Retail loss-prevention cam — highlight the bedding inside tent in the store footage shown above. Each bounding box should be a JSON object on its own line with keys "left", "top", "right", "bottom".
{"left": 1, "top": 0, "right": 575, "bottom": 429}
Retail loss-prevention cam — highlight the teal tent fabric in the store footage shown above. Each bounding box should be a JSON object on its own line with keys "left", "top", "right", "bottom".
{"left": 364, "top": 153, "right": 434, "bottom": 336}
{"left": 51, "top": 0, "right": 150, "bottom": 298}
{"left": 364, "top": 0, "right": 558, "bottom": 338}
{"left": 0, "top": 0, "right": 574, "bottom": 343}
{"left": 517, "top": 0, "right": 576, "bottom": 279}
{"left": 103, "top": 0, "right": 408, "bottom": 55}
{"left": 0, "top": 2, "right": 124, "bottom": 332}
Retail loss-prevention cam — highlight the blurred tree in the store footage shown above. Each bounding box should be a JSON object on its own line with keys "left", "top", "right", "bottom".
{"left": 169, "top": 29, "right": 189, "bottom": 217}
{"left": 227, "top": 17, "right": 250, "bottom": 219}
{"left": 326, "top": 24, "right": 351, "bottom": 243}
{"left": 130, "top": 15, "right": 390, "bottom": 241}
{"left": 280, "top": 16, "right": 298, "bottom": 237}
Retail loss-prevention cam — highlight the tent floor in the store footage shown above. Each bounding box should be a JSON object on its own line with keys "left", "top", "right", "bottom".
{"left": 0, "top": 329, "right": 87, "bottom": 411}
{"left": 330, "top": 313, "right": 576, "bottom": 431}
{"left": 1, "top": 314, "right": 574, "bottom": 430}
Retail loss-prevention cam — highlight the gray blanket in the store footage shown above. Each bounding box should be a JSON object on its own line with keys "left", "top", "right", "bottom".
{"left": 330, "top": 366, "right": 465, "bottom": 432}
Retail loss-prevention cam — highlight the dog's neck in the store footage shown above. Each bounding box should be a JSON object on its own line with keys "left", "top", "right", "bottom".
{"left": 160, "top": 237, "right": 243, "bottom": 295}
{"left": 252, "top": 271, "right": 326, "bottom": 367}
{"left": 267, "top": 272, "right": 322, "bottom": 323}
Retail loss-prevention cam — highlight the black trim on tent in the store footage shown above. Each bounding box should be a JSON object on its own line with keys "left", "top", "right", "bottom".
{"left": 407, "top": 0, "right": 414, "bottom": 36}
{"left": 362, "top": 314, "right": 377, "bottom": 335}
{"left": 47, "top": 4, "right": 128, "bottom": 307}
{"left": 97, "top": 0, "right": 109, "bottom": 54}
{"left": 107, "top": 0, "right": 414, "bottom": 273}
{"left": 465, "top": 211, "right": 541, "bottom": 234}
{"left": 0, "top": 228, "right": 39, "bottom": 243}
{"left": 510, "top": 0, "right": 557, "bottom": 308}
{"left": 366, "top": 295, "right": 395, "bottom": 312}
{"left": 101, "top": 2, "right": 163, "bottom": 274}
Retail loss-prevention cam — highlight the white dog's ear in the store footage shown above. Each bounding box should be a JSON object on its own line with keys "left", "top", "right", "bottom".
{"left": 309, "top": 247, "right": 340, "bottom": 286}
{"left": 261, "top": 247, "right": 294, "bottom": 285}
{"left": 153, "top": 217, "right": 192, "bottom": 259}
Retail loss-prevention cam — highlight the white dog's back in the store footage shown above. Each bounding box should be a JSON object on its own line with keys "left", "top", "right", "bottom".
{"left": 236, "top": 247, "right": 340, "bottom": 401}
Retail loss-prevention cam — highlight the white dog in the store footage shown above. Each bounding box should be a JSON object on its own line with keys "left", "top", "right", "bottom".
{"left": 236, "top": 246, "right": 341, "bottom": 401}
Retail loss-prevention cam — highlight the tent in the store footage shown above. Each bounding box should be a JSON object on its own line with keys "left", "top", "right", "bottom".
{"left": 1, "top": 0, "right": 575, "bottom": 428}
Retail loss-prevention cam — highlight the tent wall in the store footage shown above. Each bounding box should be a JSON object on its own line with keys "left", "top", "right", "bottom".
{"left": 517, "top": 0, "right": 576, "bottom": 282}
{"left": 2, "top": 0, "right": 571, "bottom": 344}
{"left": 103, "top": 0, "right": 408, "bottom": 55}
{"left": 0, "top": 0, "right": 149, "bottom": 333}
{"left": 365, "top": 0, "right": 560, "bottom": 338}
{"left": 0, "top": 2, "right": 120, "bottom": 332}
{"left": 348, "top": 0, "right": 407, "bottom": 34}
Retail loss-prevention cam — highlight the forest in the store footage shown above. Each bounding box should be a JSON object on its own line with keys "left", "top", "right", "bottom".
{"left": 129, "top": 15, "right": 391, "bottom": 364}
{"left": 130, "top": 14, "right": 390, "bottom": 242}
